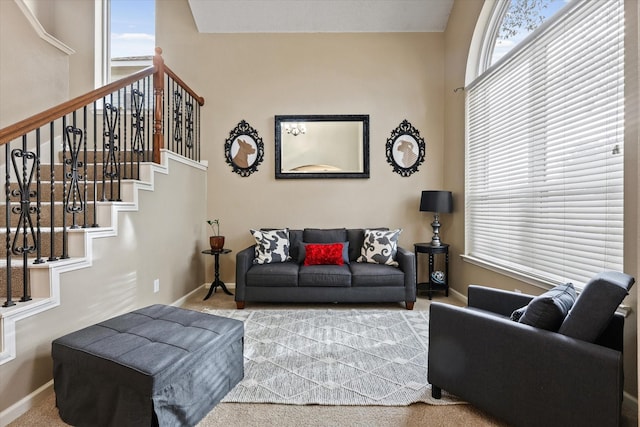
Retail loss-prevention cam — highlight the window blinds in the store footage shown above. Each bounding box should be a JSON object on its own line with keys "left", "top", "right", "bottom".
{"left": 465, "top": 0, "right": 624, "bottom": 287}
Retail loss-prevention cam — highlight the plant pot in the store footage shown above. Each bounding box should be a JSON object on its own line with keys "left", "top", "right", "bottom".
{"left": 209, "top": 236, "right": 225, "bottom": 251}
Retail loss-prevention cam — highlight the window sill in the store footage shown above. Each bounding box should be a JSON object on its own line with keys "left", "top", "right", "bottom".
{"left": 460, "top": 254, "right": 631, "bottom": 317}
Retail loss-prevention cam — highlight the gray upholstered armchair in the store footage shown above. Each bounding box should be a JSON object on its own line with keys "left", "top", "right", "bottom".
{"left": 428, "top": 271, "right": 634, "bottom": 427}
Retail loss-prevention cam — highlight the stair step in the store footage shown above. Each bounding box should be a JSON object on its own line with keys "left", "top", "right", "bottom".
{"left": 0, "top": 265, "right": 28, "bottom": 300}
{"left": 0, "top": 201, "right": 97, "bottom": 228}
{"left": 37, "top": 163, "right": 144, "bottom": 181}
{"left": 3, "top": 181, "right": 122, "bottom": 203}
{"left": 0, "top": 228, "right": 69, "bottom": 259}
{"left": 57, "top": 150, "right": 153, "bottom": 165}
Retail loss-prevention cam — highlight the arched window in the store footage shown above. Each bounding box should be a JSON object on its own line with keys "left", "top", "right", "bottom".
{"left": 464, "top": 0, "right": 625, "bottom": 287}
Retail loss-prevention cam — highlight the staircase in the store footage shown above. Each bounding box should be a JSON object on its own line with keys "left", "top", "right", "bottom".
{"left": 0, "top": 48, "right": 205, "bottom": 365}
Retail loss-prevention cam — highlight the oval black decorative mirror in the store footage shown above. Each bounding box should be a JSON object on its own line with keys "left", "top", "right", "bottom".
{"left": 385, "top": 119, "right": 425, "bottom": 177}
{"left": 224, "top": 120, "right": 264, "bottom": 177}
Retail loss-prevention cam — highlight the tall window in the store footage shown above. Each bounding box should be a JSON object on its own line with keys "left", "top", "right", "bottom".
{"left": 106, "top": 0, "right": 155, "bottom": 83}
{"left": 465, "top": 0, "right": 625, "bottom": 287}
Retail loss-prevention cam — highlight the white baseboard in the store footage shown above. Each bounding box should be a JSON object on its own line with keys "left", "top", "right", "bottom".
{"left": 0, "top": 380, "right": 53, "bottom": 427}
{"left": 623, "top": 391, "right": 638, "bottom": 419}
{"left": 449, "top": 287, "right": 467, "bottom": 304}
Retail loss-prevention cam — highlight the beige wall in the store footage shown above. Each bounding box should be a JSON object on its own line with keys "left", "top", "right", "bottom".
{"left": 157, "top": 0, "right": 446, "bottom": 286}
{"left": 0, "top": 0, "right": 70, "bottom": 128}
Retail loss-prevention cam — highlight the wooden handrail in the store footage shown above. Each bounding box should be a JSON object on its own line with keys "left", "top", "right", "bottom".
{"left": 165, "top": 64, "right": 205, "bottom": 107}
{"left": 0, "top": 47, "right": 205, "bottom": 146}
{"left": 0, "top": 66, "right": 155, "bottom": 145}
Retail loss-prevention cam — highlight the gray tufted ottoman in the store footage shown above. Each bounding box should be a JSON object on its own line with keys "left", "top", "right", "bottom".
{"left": 52, "top": 304, "right": 244, "bottom": 427}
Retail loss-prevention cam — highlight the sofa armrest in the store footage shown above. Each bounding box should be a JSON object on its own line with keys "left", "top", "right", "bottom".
{"left": 234, "top": 245, "right": 255, "bottom": 302}
{"left": 428, "top": 302, "right": 623, "bottom": 427}
{"left": 396, "top": 246, "right": 416, "bottom": 302}
{"left": 467, "top": 285, "right": 534, "bottom": 317}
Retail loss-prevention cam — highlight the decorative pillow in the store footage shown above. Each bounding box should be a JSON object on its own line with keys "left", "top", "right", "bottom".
{"left": 510, "top": 306, "right": 526, "bottom": 322}
{"left": 297, "top": 242, "right": 350, "bottom": 264}
{"left": 517, "top": 283, "right": 576, "bottom": 331}
{"left": 304, "top": 243, "right": 344, "bottom": 266}
{"left": 250, "top": 228, "right": 291, "bottom": 264}
{"left": 559, "top": 271, "right": 635, "bottom": 342}
{"left": 357, "top": 229, "right": 402, "bottom": 267}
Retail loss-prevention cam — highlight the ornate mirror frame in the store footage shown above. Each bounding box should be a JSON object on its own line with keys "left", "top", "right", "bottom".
{"left": 385, "top": 119, "right": 425, "bottom": 177}
{"left": 224, "top": 120, "right": 264, "bottom": 177}
{"left": 275, "top": 114, "right": 370, "bottom": 179}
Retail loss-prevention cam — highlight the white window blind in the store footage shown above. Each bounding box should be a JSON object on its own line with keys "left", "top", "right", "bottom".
{"left": 465, "top": 0, "right": 624, "bottom": 287}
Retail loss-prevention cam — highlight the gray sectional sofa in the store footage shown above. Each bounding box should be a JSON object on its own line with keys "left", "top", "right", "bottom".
{"left": 235, "top": 228, "right": 416, "bottom": 309}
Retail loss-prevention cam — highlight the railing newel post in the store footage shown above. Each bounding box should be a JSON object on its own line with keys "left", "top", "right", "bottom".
{"left": 153, "top": 47, "right": 165, "bottom": 165}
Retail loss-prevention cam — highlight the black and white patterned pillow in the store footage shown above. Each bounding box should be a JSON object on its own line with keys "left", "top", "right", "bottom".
{"left": 251, "top": 228, "right": 291, "bottom": 264}
{"left": 357, "top": 229, "right": 402, "bottom": 267}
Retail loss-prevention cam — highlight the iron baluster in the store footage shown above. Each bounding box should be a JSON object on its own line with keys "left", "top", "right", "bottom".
{"left": 185, "top": 99, "right": 194, "bottom": 155}
{"left": 10, "top": 136, "right": 38, "bottom": 302}
{"left": 173, "top": 90, "right": 183, "bottom": 154}
{"left": 82, "top": 107, "right": 88, "bottom": 228}
{"left": 61, "top": 116, "right": 68, "bottom": 259}
{"left": 63, "top": 126, "right": 85, "bottom": 229}
{"left": 3, "top": 144, "right": 14, "bottom": 307}
{"left": 91, "top": 101, "right": 98, "bottom": 227}
{"left": 34, "top": 129, "right": 43, "bottom": 264}
{"left": 103, "top": 103, "right": 121, "bottom": 201}
{"left": 131, "top": 88, "right": 145, "bottom": 180}
{"left": 48, "top": 121, "right": 58, "bottom": 261}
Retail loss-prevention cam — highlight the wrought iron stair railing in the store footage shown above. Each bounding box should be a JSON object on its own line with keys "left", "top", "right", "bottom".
{"left": 0, "top": 47, "right": 204, "bottom": 307}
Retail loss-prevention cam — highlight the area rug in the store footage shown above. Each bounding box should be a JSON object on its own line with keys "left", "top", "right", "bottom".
{"left": 203, "top": 308, "right": 462, "bottom": 406}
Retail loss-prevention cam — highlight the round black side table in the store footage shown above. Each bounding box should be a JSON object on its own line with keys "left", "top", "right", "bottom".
{"left": 414, "top": 243, "right": 449, "bottom": 300}
{"left": 202, "top": 249, "right": 233, "bottom": 300}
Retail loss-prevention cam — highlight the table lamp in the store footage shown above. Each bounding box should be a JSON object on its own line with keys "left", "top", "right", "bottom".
{"left": 420, "top": 190, "right": 453, "bottom": 246}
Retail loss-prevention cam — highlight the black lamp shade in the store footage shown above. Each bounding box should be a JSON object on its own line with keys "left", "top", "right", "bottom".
{"left": 420, "top": 191, "right": 453, "bottom": 213}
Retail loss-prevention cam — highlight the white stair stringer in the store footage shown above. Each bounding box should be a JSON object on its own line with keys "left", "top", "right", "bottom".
{"left": 0, "top": 150, "right": 207, "bottom": 365}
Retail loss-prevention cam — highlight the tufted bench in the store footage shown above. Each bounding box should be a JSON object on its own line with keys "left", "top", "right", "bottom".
{"left": 52, "top": 304, "right": 243, "bottom": 427}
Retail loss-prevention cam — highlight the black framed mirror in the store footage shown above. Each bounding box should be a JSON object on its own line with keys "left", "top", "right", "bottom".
{"left": 275, "top": 114, "right": 370, "bottom": 179}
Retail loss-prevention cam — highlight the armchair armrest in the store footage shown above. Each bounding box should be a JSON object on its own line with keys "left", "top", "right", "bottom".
{"left": 234, "top": 245, "right": 255, "bottom": 302}
{"left": 468, "top": 285, "right": 534, "bottom": 317}
{"left": 428, "top": 302, "right": 623, "bottom": 427}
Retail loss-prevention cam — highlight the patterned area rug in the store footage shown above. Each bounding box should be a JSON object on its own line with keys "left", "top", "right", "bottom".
{"left": 203, "top": 309, "right": 462, "bottom": 406}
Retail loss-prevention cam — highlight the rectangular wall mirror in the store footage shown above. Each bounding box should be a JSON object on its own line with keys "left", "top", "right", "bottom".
{"left": 275, "top": 114, "right": 370, "bottom": 179}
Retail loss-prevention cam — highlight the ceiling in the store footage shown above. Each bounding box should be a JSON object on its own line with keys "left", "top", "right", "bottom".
{"left": 187, "top": 0, "right": 455, "bottom": 33}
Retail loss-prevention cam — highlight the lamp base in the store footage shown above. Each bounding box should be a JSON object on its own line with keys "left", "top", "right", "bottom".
{"left": 430, "top": 213, "right": 442, "bottom": 246}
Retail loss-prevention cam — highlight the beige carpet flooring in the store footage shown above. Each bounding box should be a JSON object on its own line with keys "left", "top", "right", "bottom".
{"left": 8, "top": 288, "right": 637, "bottom": 426}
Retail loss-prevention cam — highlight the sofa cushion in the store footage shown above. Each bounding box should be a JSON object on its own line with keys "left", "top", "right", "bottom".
{"left": 357, "top": 229, "right": 402, "bottom": 267}
{"left": 299, "top": 265, "right": 351, "bottom": 287}
{"left": 558, "top": 271, "right": 635, "bottom": 342}
{"left": 303, "top": 228, "right": 348, "bottom": 244}
{"left": 516, "top": 283, "right": 576, "bottom": 331}
{"left": 251, "top": 229, "right": 291, "bottom": 264}
{"left": 246, "top": 262, "right": 299, "bottom": 287}
{"left": 288, "top": 229, "right": 303, "bottom": 262}
{"left": 350, "top": 263, "right": 405, "bottom": 287}
{"left": 297, "top": 242, "right": 350, "bottom": 264}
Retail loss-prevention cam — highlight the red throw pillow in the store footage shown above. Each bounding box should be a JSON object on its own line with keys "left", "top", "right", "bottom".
{"left": 304, "top": 243, "right": 344, "bottom": 266}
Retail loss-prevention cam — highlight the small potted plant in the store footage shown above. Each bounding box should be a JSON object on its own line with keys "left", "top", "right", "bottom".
{"left": 207, "top": 219, "right": 225, "bottom": 251}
